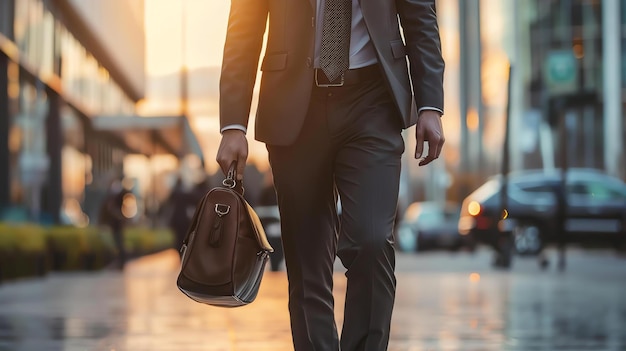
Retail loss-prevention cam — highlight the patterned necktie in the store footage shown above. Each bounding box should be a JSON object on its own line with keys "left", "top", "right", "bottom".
{"left": 318, "top": 0, "right": 352, "bottom": 81}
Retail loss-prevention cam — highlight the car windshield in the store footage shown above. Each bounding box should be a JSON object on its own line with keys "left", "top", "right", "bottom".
{"left": 417, "top": 211, "right": 445, "bottom": 226}
{"left": 570, "top": 181, "right": 626, "bottom": 200}
{"left": 470, "top": 178, "right": 501, "bottom": 201}
{"left": 443, "top": 209, "right": 460, "bottom": 221}
{"left": 515, "top": 176, "right": 626, "bottom": 201}
{"left": 421, "top": 207, "right": 460, "bottom": 224}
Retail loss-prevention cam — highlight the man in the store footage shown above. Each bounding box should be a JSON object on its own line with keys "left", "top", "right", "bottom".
{"left": 216, "top": 0, "right": 444, "bottom": 349}
{"left": 100, "top": 177, "right": 129, "bottom": 270}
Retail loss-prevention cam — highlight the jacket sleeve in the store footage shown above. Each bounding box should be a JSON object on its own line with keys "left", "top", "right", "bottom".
{"left": 219, "top": 0, "right": 269, "bottom": 130}
{"left": 395, "top": 0, "right": 445, "bottom": 113}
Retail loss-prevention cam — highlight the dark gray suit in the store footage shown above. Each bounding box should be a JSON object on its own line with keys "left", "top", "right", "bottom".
{"left": 220, "top": 0, "right": 444, "bottom": 145}
{"left": 219, "top": 0, "right": 444, "bottom": 350}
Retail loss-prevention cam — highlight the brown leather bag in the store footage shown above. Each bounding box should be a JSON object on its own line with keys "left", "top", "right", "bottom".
{"left": 177, "top": 165, "right": 273, "bottom": 307}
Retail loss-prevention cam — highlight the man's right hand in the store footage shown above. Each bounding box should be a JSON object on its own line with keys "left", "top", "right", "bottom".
{"left": 216, "top": 130, "right": 248, "bottom": 180}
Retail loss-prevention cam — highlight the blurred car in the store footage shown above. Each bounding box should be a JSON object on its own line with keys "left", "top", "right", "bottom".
{"left": 397, "top": 202, "right": 475, "bottom": 252}
{"left": 458, "top": 168, "right": 626, "bottom": 255}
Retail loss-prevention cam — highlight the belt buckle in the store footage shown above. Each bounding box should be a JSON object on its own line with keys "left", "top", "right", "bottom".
{"left": 315, "top": 69, "right": 344, "bottom": 87}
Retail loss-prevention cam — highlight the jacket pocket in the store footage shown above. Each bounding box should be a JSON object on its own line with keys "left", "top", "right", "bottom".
{"left": 261, "top": 53, "right": 288, "bottom": 71}
{"left": 390, "top": 40, "right": 406, "bottom": 59}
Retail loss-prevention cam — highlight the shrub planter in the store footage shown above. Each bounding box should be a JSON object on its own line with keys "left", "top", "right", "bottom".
{"left": 1, "top": 224, "right": 174, "bottom": 284}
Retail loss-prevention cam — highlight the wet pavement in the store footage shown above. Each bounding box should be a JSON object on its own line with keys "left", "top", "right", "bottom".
{"left": 0, "top": 248, "right": 626, "bottom": 351}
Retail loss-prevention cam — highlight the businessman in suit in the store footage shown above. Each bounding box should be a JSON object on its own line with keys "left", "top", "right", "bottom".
{"left": 216, "top": 0, "right": 444, "bottom": 349}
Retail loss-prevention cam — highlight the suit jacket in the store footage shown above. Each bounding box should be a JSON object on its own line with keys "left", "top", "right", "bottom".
{"left": 219, "top": 0, "right": 444, "bottom": 146}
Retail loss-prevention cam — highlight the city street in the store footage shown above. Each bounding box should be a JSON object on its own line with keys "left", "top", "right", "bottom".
{"left": 1, "top": 248, "right": 626, "bottom": 351}
{"left": 1, "top": 1, "right": 624, "bottom": 351}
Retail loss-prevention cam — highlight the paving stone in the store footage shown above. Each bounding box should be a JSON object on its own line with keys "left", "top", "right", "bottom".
{"left": 1, "top": 249, "right": 625, "bottom": 350}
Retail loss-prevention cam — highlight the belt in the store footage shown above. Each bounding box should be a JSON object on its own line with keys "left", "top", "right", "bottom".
{"left": 314, "top": 64, "right": 381, "bottom": 87}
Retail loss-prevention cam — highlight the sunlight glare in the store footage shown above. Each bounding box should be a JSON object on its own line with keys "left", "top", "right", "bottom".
{"left": 469, "top": 273, "right": 480, "bottom": 283}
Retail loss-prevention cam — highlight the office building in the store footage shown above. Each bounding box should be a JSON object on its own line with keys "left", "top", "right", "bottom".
{"left": 417, "top": 0, "right": 625, "bottom": 203}
{"left": 0, "top": 0, "right": 201, "bottom": 224}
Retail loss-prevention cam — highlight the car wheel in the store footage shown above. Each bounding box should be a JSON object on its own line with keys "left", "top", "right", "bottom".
{"left": 513, "top": 223, "right": 543, "bottom": 255}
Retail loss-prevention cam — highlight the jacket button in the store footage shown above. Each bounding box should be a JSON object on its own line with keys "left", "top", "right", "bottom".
{"left": 306, "top": 57, "right": 312, "bottom": 68}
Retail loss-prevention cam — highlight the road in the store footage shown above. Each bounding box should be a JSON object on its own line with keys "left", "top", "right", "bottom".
{"left": 0, "top": 247, "right": 625, "bottom": 351}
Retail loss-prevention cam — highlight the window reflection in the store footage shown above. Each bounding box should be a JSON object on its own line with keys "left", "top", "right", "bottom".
{"left": 62, "top": 146, "right": 86, "bottom": 200}
{"left": 622, "top": 0, "right": 626, "bottom": 118}
{"left": 4, "top": 0, "right": 139, "bottom": 221}
{"left": 8, "top": 80, "right": 49, "bottom": 219}
{"left": 0, "top": 0, "right": 14, "bottom": 38}
{"left": 14, "top": 0, "right": 135, "bottom": 116}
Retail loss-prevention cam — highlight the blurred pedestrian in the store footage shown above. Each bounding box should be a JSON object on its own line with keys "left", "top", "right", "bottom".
{"left": 554, "top": 179, "right": 568, "bottom": 270}
{"left": 242, "top": 162, "right": 264, "bottom": 207}
{"left": 100, "top": 177, "right": 130, "bottom": 270}
{"left": 189, "top": 174, "right": 212, "bottom": 206}
{"left": 256, "top": 171, "right": 283, "bottom": 271}
{"left": 164, "top": 177, "right": 193, "bottom": 254}
{"left": 216, "top": 0, "right": 445, "bottom": 349}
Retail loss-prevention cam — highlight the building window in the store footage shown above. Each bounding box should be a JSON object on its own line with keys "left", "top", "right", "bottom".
{"left": 622, "top": 0, "right": 626, "bottom": 89}
{"left": 8, "top": 79, "right": 50, "bottom": 219}
{"left": 0, "top": 0, "right": 15, "bottom": 39}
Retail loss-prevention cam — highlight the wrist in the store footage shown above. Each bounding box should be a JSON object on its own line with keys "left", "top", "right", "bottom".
{"left": 222, "top": 129, "right": 246, "bottom": 137}
{"left": 418, "top": 107, "right": 443, "bottom": 117}
{"left": 419, "top": 110, "right": 441, "bottom": 118}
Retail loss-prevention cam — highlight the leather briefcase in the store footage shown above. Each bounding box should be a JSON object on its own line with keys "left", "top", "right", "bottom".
{"left": 177, "top": 165, "right": 273, "bottom": 307}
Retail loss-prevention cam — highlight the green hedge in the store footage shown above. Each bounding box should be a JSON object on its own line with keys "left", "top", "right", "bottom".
{"left": 0, "top": 224, "right": 174, "bottom": 283}
{"left": 125, "top": 227, "right": 174, "bottom": 255}
{"left": 0, "top": 224, "right": 48, "bottom": 281}
{"left": 46, "top": 226, "right": 116, "bottom": 271}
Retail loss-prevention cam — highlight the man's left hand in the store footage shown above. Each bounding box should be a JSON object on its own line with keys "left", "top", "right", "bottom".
{"left": 415, "top": 110, "right": 445, "bottom": 166}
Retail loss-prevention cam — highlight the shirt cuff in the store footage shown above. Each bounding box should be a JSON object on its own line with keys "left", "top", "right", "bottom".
{"left": 418, "top": 107, "right": 444, "bottom": 116}
{"left": 220, "top": 124, "right": 247, "bottom": 134}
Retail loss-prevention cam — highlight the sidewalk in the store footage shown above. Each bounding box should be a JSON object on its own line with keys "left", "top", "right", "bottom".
{"left": 1, "top": 249, "right": 626, "bottom": 350}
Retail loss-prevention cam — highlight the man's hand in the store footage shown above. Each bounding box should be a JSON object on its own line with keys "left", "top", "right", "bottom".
{"left": 415, "top": 110, "right": 445, "bottom": 166}
{"left": 216, "top": 130, "right": 248, "bottom": 180}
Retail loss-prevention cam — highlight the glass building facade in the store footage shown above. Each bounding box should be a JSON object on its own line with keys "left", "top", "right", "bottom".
{"left": 523, "top": 0, "right": 622, "bottom": 178}
{"left": 0, "top": 0, "right": 145, "bottom": 224}
{"left": 429, "top": 0, "right": 626, "bottom": 203}
{"left": 404, "top": 0, "right": 624, "bottom": 204}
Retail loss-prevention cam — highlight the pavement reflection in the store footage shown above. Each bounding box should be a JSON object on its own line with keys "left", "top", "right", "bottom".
{"left": 0, "top": 249, "right": 625, "bottom": 350}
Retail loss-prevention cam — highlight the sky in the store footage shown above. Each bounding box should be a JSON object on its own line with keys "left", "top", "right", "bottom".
{"left": 142, "top": 0, "right": 269, "bottom": 173}
{"left": 145, "top": 0, "right": 230, "bottom": 75}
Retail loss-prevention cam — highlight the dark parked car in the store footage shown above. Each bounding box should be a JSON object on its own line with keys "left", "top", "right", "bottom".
{"left": 397, "top": 202, "right": 475, "bottom": 252}
{"left": 458, "top": 169, "right": 626, "bottom": 255}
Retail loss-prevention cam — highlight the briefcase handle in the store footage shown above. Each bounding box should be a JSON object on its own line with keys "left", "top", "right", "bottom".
{"left": 222, "top": 161, "right": 244, "bottom": 195}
